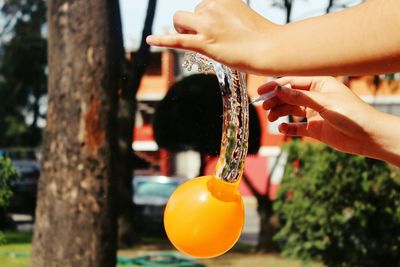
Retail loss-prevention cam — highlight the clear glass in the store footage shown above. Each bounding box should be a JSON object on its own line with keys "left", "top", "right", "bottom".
{"left": 183, "top": 53, "right": 249, "bottom": 183}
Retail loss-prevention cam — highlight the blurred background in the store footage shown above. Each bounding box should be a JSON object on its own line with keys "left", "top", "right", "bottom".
{"left": 0, "top": 0, "right": 400, "bottom": 266}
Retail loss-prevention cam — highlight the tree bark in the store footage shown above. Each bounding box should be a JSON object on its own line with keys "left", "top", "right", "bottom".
{"left": 326, "top": 0, "right": 335, "bottom": 13}
{"left": 284, "top": 0, "right": 292, "bottom": 23}
{"left": 242, "top": 172, "right": 277, "bottom": 252}
{"left": 31, "top": 0, "right": 121, "bottom": 266}
{"left": 116, "top": 0, "right": 157, "bottom": 247}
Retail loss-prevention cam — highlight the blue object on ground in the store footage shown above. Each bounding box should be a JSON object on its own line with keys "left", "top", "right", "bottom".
{"left": 117, "top": 253, "right": 206, "bottom": 266}
{"left": 0, "top": 251, "right": 205, "bottom": 267}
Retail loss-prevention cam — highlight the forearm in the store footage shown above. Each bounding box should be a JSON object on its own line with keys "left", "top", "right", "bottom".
{"left": 263, "top": 0, "right": 400, "bottom": 76}
{"left": 364, "top": 110, "right": 400, "bottom": 167}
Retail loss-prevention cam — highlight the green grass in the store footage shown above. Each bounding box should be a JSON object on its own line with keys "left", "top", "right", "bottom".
{"left": 0, "top": 231, "right": 323, "bottom": 267}
{"left": 0, "top": 231, "right": 32, "bottom": 267}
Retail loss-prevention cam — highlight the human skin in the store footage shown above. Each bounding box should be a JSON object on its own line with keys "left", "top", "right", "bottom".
{"left": 146, "top": 0, "right": 400, "bottom": 76}
{"left": 259, "top": 76, "right": 400, "bottom": 167}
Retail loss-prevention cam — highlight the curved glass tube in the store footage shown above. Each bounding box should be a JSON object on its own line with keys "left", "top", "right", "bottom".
{"left": 183, "top": 53, "right": 249, "bottom": 183}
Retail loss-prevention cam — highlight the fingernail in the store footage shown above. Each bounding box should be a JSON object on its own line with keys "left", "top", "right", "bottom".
{"left": 146, "top": 35, "right": 154, "bottom": 44}
{"left": 268, "top": 113, "right": 275, "bottom": 122}
{"left": 279, "top": 123, "right": 288, "bottom": 132}
{"left": 277, "top": 85, "right": 282, "bottom": 91}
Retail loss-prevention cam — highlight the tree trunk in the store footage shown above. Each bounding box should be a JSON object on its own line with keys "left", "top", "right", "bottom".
{"left": 326, "top": 0, "right": 335, "bottom": 13}
{"left": 116, "top": 0, "right": 157, "bottom": 247}
{"left": 31, "top": 1, "right": 121, "bottom": 266}
{"left": 256, "top": 198, "right": 277, "bottom": 252}
{"left": 28, "top": 90, "right": 42, "bottom": 147}
{"left": 114, "top": 0, "right": 137, "bottom": 248}
{"left": 284, "top": 0, "right": 292, "bottom": 23}
{"left": 116, "top": 91, "right": 137, "bottom": 247}
{"left": 242, "top": 173, "right": 277, "bottom": 252}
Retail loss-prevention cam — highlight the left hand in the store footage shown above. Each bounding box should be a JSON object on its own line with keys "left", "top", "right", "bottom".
{"left": 258, "top": 76, "right": 384, "bottom": 158}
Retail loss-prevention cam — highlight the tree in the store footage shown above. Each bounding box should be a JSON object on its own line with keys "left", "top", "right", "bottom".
{"left": 0, "top": 0, "right": 47, "bottom": 147}
{"left": 326, "top": 0, "right": 335, "bottom": 13}
{"left": 271, "top": 0, "right": 293, "bottom": 23}
{"left": 31, "top": 0, "right": 122, "bottom": 266}
{"left": 116, "top": 0, "right": 157, "bottom": 247}
{"left": 274, "top": 141, "right": 400, "bottom": 266}
{"left": 271, "top": 0, "right": 355, "bottom": 23}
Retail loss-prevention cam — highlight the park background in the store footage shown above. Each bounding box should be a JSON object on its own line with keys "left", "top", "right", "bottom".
{"left": 0, "top": 0, "right": 400, "bottom": 266}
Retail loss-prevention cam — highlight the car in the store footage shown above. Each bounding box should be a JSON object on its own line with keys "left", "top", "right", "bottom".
{"left": 1, "top": 149, "right": 40, "bottom": 216}
{"left": 132, "top": 175, "right": 186, "bottom": 233}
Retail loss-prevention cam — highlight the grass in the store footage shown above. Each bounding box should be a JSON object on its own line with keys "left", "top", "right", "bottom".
{"left": 0, "top": 231, "right": 323, "bottom": 267}
{"left": 0, "top": 231, "right": 32, "bottom": 267}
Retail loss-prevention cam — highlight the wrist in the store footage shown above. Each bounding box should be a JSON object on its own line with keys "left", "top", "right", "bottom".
{"left": 251, "top": 24, "right": 284, "bottom": 76}
{"left": 362, "top": 109, "right": 400, "bottom": 167}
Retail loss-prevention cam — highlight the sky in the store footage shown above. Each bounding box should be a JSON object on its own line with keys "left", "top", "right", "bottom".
{"left": 120, "top": 0, "right": 361, "bottom": 51}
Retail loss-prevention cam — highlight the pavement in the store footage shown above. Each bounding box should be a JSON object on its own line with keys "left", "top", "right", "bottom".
{"left": 239, "top": 196, "right": 260, "bottom": 246}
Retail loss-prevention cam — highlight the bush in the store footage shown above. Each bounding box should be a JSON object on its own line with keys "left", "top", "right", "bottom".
{"left": 0, "top": 156, "right": 19, "bottom": 242}
{"left": 0, "top": 157, "right": 18, "bottom": 207}
{"left": 273, "top": 141, "right": 400, "bottom": 267}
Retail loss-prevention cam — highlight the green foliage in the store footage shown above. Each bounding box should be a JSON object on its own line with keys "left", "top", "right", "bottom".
{"left": 0, "top": 0, "right": 47, "bottom": 147}
{"left": 0, "top": 157, "right": 18, "bottom": 207}
{"left": 274, "top": 141, "right": 400, "bottom": 267}
{"left": 0, "top": 157, "right": 19, "bottom": 243}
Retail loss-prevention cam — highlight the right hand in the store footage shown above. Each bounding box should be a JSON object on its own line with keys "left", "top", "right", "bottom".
{"left": 259, "top": 76, "right": 385, "bottom": 158}
{"left": 146, "top": 0, "right": 279, "bottom": 74}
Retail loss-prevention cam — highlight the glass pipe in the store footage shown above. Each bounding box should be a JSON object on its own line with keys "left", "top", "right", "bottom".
{"left": 163, "top": 52, "right": 249, "bottom": 258}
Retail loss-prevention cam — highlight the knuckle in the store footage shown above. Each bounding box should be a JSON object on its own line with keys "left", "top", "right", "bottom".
{"left": 175, "top": 37, "right": 185, "bottom": 47}
{"left": 196, "top": 0, "right": 213, "bottom": 12}
{"left": 201, "top": 20, "right": 213, "bottom": 34}
{"left": 173, "top": 11, "right": 183, "bottom": 22}
{"left": 288, "top": 89, "right": 302, "bottom": 101}
{"left": 202, "top": 0, "right": 219, "bottom": 13}
{"left": 286, "top": 125, "right": 295, "bottom": 135}
{"left": 263, "top": 98, "right": 278, "bottom": 110}
{"left": 207, "top": 1, "right": 217, "bottom": 10}
{"left": 286, "top": 105, "right": 295, "bottom": 114}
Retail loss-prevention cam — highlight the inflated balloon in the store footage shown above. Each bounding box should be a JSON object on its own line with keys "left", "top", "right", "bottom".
{"left": 164, "top": 53, "right": 249, "bottom": 258}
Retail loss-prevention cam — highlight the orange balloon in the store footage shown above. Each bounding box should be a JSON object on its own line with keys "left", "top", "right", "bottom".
{"left": 164, "top": 175, "right": 244, "bottom": 258}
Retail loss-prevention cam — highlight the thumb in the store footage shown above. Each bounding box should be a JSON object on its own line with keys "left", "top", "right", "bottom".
{"left": 276, "top": 86, "right": 326, "bottom": 112}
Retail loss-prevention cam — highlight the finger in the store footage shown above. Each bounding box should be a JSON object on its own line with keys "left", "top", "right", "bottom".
{"left": 274, "top": 76, "right": 326, "bottom": 91}
{"left": 275, "top": 85, "right": 326, "bottom": 112}
{"left": 146, "top": 34, "right": 203, "bottom": 51}
{"left": 173, "top": 11, "right": 202, "bottom": 34}
{"left": 258, "top": 81, "right": 281, "bottom": 110}
{"left": 194, "top": 1, "right": 208, "bottom": 12}
{"left": 268, "top": 104, "right": 306, "bottom": 122}
{"left": 262, "top": 95, "right": 282, "bottom": 110}
{"left": 257, "top": 80, "right": 279, "bottom": 95}
{"left": 279, "top": 122, "right": 309, "bottom": 137}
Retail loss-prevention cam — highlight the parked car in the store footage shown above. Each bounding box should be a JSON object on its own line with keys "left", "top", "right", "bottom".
{"left": 132, "top": 175, "right": 186, "bottom": 233}
{"left": 1, "top": 149, "right": 40, "bottom": 216}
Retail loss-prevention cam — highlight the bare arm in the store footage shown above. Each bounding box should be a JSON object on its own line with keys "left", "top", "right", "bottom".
{"left": 267, "top": 0, "right": 400, "bottom": 76}
{"left": 147, "top": 0, "right": 400, "bottom": 76}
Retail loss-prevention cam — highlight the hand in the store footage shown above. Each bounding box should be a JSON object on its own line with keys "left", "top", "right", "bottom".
{"left": 147, "top": 0, "right": 400, "bottom": 76}
{"left": 259, "top": 76, "right": 400, "bottom": 163}
{"left": 146, "top": 0, "right": 279, "bottom": 75}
